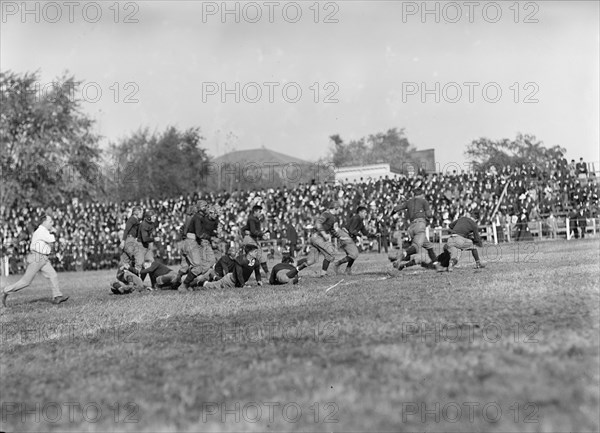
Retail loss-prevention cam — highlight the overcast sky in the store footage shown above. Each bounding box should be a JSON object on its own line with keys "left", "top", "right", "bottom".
{"left": 2, "top": 1, "right": 599, "bottom": 169}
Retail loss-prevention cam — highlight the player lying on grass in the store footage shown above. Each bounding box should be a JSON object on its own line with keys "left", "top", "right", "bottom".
{"left": 194, "top": 244, "right": 260, "bottom": 289}
{"left": 440, "top": 209, "right": 486, "bottom": 272}
{"left": 269, "top": 256, "right": 300, "bottom": 285}
{"left": 110, "top": 265, "right": 146, "bottom": 295}
{"left": 140, "top": 259, "right": 181, "bottom": 290}
{"left": 333, "top": 206, "right": 370, "bottom": 275}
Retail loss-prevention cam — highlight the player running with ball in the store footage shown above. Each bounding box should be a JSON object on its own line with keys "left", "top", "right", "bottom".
{"left": 390, "top": 188, "right": 443, "bottom": 272}
{"left": 288, "top": 198, "right": 344, "bottom": 279}
{"left": 333, "top": 206, "right": 370, "bottom": 275}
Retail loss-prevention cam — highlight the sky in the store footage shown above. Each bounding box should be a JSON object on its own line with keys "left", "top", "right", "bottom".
{"left": 1, "top": 0, "right": 599, "bottom": 169}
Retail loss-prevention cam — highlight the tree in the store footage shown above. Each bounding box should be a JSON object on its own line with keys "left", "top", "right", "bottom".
{"left": 328, "top": 128, "right": 418, "bottom": 171}
{"left": 0, "top": 70, "right": 103, "bottom": 212}
{"left": 108, "top": 126, "right": 210, "bottom": 201}
{"left": 465, "top": 133, "right": 566, "bottom": 170}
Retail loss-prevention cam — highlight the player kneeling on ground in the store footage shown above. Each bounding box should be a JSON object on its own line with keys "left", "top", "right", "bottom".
{"left": 269, "top": 256, "right": 300, "bottom": 285}
{"left": 111, "top": 265, "right": 146, "bottom": 295}
{"left": 196, "top": 245, "right": 260, "bottom": 289}
{"left": 441, "top": 209, "right": 486, "bottom": 272}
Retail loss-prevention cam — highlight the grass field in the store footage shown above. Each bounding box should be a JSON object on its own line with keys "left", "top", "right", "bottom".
{"left": 1, "top": 239, "right": 599, "bottom": 432}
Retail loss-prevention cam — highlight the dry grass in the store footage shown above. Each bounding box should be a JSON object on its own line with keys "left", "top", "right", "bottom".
{"left": 1, "top": 239, "right": 599, "bottom": 432}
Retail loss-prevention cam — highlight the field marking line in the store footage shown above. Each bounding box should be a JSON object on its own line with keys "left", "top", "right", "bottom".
{"left": 325, "top": 279, "right": 345, "bottom": 293}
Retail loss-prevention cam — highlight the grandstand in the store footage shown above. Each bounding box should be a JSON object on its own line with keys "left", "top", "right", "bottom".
{"left": 1, "top": 161, "right": 597, "bottom": 276}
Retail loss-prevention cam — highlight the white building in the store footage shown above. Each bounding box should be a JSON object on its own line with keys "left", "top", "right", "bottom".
{"left": 334, "top": 163, "right": 407, "bottom": 184}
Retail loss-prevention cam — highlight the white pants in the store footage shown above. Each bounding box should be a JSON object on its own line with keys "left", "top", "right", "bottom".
{"left": 3, "top": 253, "right": 62, "bottom": 298}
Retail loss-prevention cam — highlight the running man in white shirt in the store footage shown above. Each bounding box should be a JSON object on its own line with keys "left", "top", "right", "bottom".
{"left": 2, "top": 213, "right": 69, "bottom": 307}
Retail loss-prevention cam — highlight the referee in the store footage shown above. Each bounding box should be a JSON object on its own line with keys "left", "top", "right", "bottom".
{"left": 2, "top": 213, "right": 69, "bottom": 307}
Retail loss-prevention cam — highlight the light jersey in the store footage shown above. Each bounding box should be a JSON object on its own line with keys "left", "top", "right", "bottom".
{"left": 30, "top": 225, "right": 55, "bottom": 255}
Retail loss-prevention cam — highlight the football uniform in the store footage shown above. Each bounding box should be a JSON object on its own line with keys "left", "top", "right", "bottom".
{"left": 203, "top": 251, "right": 257, "bottom": 289}
{"left": 334, "top": 212, "right": 369, "bottom": 274}
{"left": 140, "top": 260, "right": 179, "bottom": 289}
{"left": 269, "top": 263, "right": 298, "bottom": 285}
{"left": 137, "top": 218, "right": 156, "bottom": 265}
{"left": 392, "top": 194, "right": 439, "bottom": 266}
{"left": 120, "top": 215, "right": 142, "bottom": 271}
{"left": 242, "top": 214, "right": 267, "bottom": 265}
{"left": 443, "top": 216, "right": 485, "bottom": 270}
{"left": 306, "top": 211, "right": 339, "bottom": 266}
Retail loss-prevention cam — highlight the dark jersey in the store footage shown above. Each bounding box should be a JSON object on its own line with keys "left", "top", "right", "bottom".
{"left": 244, "top": 215, "right": 263, "bottom": 240}
{"left": 393, "top": 197, "right": 432, "bottom": 221}
{"left": 231, "top": 253, "right": 256, "bottom": 288}
{"left": 269, "top": 263, "right": 296, "bottom": 285}
{"left": 188, "top": 213, "right": 211, "bottom": 243}
{"left": 215, "top": 255, "right": 235, "bottom": 278}
{"left": 140, "top": 261, "right": 172, "bottom": 281}
{"left": 180, "top": 215, "right": 194, "bottom": 240}
{"left": 449, "top": 217, "right": 481, "bottom": 245}
{"left": 202, "top": 216, "right": 219, "bottom": 239}
{"left": 137, "top": 220, "right": 156, "bottom": 248}
{"left": 123, "top": 216, "right": 140, "bottom": 240}
{"left": 345, "top": 215, "right": 369, "bottom": 240}
{"left": 316, "top": 211, "right": 338, "bottom": 236}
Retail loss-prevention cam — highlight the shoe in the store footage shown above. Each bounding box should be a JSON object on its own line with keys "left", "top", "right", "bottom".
{"left": 178, "top": 284, "right": 190, "bottom": 293}
{"left": 257, "top": 281, "right": 263, "bottom": 286}
{"left": 474, "top": 262, "right": 486, "bottom": 269}
{"left": 319, "top": 270, "right": 328, "bottom": 278}
{"left": 433, "top": 262, "right": 444, "bottom": 272}
{"left": 2, "top": 292, "right": 8, "bottom": 307}
{"left": 345, "top": 267, "right": 353, "bottom": 276}
{"left": 53, "top": 295, "right": 69, "bottom": 305}
{"left": 292, "top": 276, "right": 299, "bottom": 285}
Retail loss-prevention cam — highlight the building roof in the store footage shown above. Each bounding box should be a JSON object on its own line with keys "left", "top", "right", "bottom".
{"left": 213, "top": 148, "right": 311, "bottom": 166}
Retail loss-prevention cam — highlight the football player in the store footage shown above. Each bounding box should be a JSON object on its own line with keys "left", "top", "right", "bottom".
{"left": 242, "top": 205, "right": 269, "bottom": 285}
{"left": 179, "top": 200, "right": 209, "bottom": 291}
{"left": 140, "top": 259, "right": 181, "bottom": 289}
{"left": 391, "top": 188, "right": 442, "bottom": 271}
{"left": 119, "top": 206, "right": 143, "bottom": 273}
{"left": 333, "top": 206, "right": 370, "bottom": 275}
{"left": 200, "top": 244, "right": 260, "bottom": 289}
{"left": 137, "top": 209, "right": 158, "bottom": 266}
{"left": 441, "top": 209, "right": 486, "bottom": 272}
{"left": 110, "top": 264, "right": 146, "bottom": 295}
{"left": 288, "top": 199, "right": 343, "bottom": 279}
{"left": 269, "top": 256, "right": 300, "bottom": 285}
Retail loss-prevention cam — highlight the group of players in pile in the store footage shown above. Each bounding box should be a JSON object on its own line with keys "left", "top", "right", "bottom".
{"left": 111, "top": 188, "right": 486, "bottom": 295}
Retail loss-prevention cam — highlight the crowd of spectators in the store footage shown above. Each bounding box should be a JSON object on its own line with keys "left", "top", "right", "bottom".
{"left": 1, "top": 158, "right": 598, "bottom": 274}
